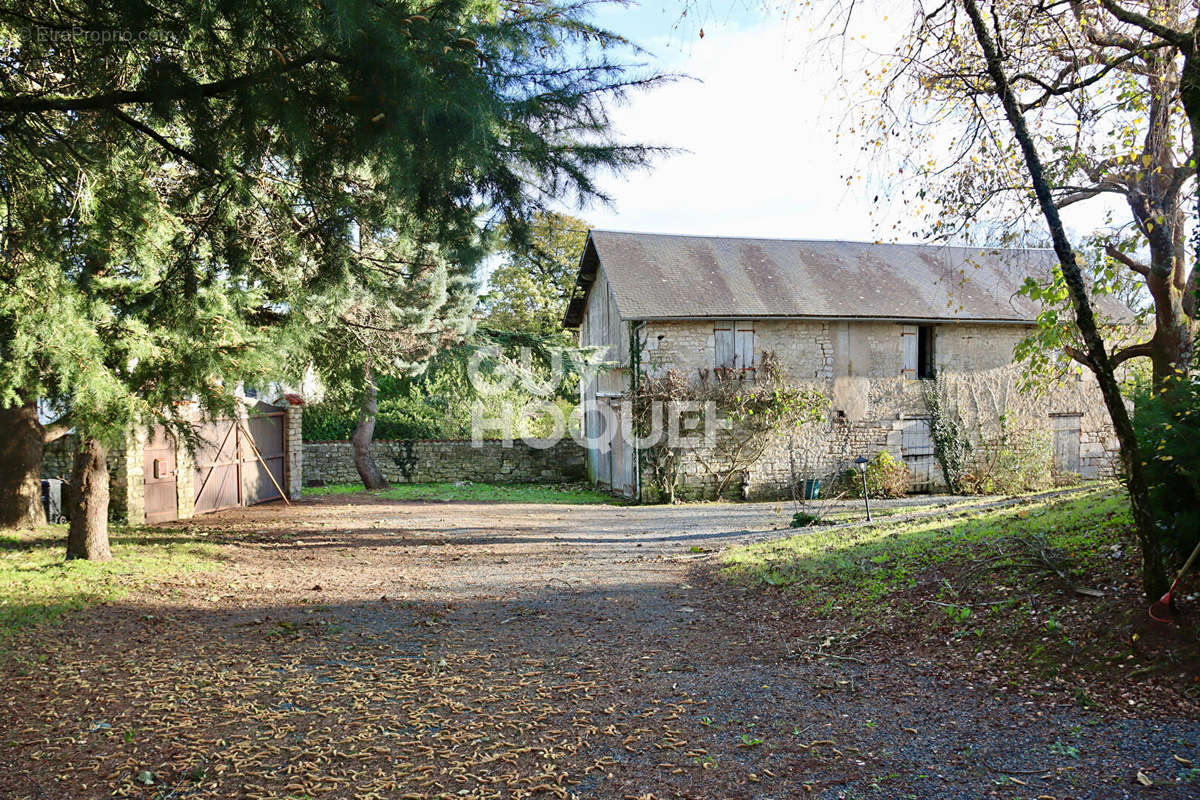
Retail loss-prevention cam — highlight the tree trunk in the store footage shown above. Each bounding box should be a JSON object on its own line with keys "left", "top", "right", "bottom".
{"left": 66, "top": 437, "right": 111, "bottom": 561}
{"left": 352, "top": 366, "right": 390, "bottom": 490}
{"left": 963, "top": 0, "right": 1169, "bottom": 601}
{"left": 0, "top": 400, "right": 47, "bottom": 529}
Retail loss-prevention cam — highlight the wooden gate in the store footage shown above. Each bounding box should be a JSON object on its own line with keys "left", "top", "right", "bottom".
{"left": 901, "top": 417, "right": 936, "bottom": 492}
{"left": 1052, "top": 414, "right": 1081, "bottom": 474}
{"left": 193, "top": 402, "right": 286, "bottom": 515}
{"left": 144, "top": 425, "right": 179, "bottom": 523}
{"left": 243, "top": 404, "right": 286, "bottom": 505}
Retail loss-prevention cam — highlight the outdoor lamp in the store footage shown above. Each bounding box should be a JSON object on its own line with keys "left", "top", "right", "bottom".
{"left": 854, "top": 455, "right": 872, "bottom": 522}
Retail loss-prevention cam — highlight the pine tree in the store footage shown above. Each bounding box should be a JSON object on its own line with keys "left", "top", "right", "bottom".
{"left": 0, "top": 1, "right": 660, "bottom": 549}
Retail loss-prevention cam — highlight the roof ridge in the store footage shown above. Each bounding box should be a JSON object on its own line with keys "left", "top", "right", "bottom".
{"left": 589, "top": 229, "right": 1054, "bottom": 253}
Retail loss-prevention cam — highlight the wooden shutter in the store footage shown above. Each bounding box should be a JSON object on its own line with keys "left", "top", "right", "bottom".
{"left": 714, "top": 323, "right": 735, "bottom": 368}
{"left": 734, "top": 321, "right": 755, "bottom": 371}
{"left": 900, "top": 324, "right": 918, "bottom": 379}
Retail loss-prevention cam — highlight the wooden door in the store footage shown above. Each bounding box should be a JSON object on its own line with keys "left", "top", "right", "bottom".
{"left": 242, "top": 403, "right": 286, "bottom": 504}
{"left": 1052, "top": 414, "right": 1081, "bottom": 474}
{"left": 144, "top": 425, "right": 178, "bottom": 523}
{"left": 595, "top": 399, "right": 612, "bottom": 489}
{"left": 610, "top": 402, "right": 625, "bottom": 495}
{"left": 901, "top": 417, "right": 935, "bottom": 492}
{"left": 194, "top": 417, "right": 241, "bottom": 514}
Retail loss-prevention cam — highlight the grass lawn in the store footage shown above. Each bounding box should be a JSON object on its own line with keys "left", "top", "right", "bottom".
{"left": 303, "top": 481, "right": 623, "bottom": 504}
{"left": 726, "top": 485, "right": 1125, "bottom": 607}
{"left": 719, "top": 484, "right": 1200, "bottom": 711}
{"left": 0, "top": 524, "right": 220, "bottom": 650}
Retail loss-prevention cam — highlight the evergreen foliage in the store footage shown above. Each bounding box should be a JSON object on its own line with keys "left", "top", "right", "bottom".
{"left": 0, "top": 0, "right": 660, "bottom": 541}
{"left": 1131, "top": 372, "right": 1200, "bottom": 566}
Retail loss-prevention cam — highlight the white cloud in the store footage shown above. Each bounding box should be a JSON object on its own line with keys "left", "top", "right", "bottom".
{"left": 572, "top": 14, "right": 902, "bottom": 240}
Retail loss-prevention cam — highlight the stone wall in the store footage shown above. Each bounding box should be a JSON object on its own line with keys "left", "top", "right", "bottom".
{"left": 303, "top": 438, "right": 587, "bottom": 486}
{"left": 42, "top": 431, "right": 142, "bottom": 522}
{"left": 617, "top": 319, "right": 1121, "bottom": 500}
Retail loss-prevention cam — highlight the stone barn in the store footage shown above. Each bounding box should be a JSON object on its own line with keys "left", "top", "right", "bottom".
{"left": 563, "top": 231, "right": 1123, "bottom": 500}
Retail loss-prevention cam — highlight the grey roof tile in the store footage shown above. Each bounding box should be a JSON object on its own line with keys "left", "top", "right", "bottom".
{"left": 564, "top": 230, "right": 1098, "bottom": 326}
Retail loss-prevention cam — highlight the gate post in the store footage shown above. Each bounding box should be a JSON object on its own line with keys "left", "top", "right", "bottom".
{"left": 115, "top": 425, "right": 146, "bottom": 524}
{"left": 281, "top": 395, "right": 304, "bottom": 500}
{"left": 175, "top": 404, "right": 196, "bottom": 520}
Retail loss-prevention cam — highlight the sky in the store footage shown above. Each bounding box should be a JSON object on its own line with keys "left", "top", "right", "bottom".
{"left": 561, "top": 1, "right": 910, "bottom": 241}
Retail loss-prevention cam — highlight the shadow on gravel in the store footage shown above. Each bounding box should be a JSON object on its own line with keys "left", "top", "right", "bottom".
{"left": 3, "top": 584, "right": 1198, "bottom": 800}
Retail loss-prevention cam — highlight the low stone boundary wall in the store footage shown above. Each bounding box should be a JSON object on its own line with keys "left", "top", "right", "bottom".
{"left": 303, "top": 439, "right": 587, "bottom": 485}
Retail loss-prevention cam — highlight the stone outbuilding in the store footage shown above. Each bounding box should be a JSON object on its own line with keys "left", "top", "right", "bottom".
{"left": 563, "top": 231, "right": 1123, "bottom": 500}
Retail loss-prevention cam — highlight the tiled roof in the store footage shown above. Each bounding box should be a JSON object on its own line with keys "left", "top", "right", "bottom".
{"left": 563, "top": 230, "right": 1090, "bottom": 326}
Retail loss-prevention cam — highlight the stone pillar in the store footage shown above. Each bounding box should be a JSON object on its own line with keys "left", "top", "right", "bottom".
{"left": 175, "top": 441, "right": 195, "bottom": 521}
{"left": 284, "top": 401, "right": 303, "bottom": 500}
{"left": 110, "top": 425, "right": 146, "bottom": 525}
{"left": 174, "top": 405, "right": 196, "bottom": 519}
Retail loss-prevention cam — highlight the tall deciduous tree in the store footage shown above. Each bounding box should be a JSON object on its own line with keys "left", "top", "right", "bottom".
{"left": 0, "top": 0, "right": 662, "bottom": 550}
{"left": 877, "top": 0, "right": 1196, "bottom": 389}
{"left": 483, "top": 211, "right": 591, "bottom": 338}
{"left": 819, "top": 0, "right": 1200, "bottom": 598}
{"left": 955, "top": 0, "right": 1168, "bottom": 599}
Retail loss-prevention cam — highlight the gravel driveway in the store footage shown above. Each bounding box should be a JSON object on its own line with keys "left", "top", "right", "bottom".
{"left": 3, "top": 491, "right": 1196, "bottom": 799}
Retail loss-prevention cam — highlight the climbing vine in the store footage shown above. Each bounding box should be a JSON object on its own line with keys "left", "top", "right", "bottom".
{"left": 921, "top": 376, "right": 972, "bottom": 494}
{"left": 631, "top": 352, "right": 827, "bottom": 502}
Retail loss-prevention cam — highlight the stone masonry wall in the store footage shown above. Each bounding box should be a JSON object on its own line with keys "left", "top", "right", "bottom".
{"left": 42, "top": 431, "right": 141, "bottom": 522}
{"left": 303, "top": 439, "right": 587, "bottom": 486}
{"left": 628, "top": 319, "right": 1120, "bottom": 500}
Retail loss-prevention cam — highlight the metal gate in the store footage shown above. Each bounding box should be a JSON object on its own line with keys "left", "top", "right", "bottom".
{"left": 901, "top": 417, "right": 936, "bottom": 492}
{"left": 193, "top": 402, "right": 286, "bottom": 515}
{"left": 144, "top": 425, "right": 179, "bottom": 523}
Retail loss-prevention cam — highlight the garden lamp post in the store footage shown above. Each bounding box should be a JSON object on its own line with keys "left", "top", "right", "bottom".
{"left": 854, "top": 456, "right": 871, "bottom": 522}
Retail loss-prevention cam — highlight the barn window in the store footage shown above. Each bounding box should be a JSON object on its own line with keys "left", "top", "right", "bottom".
{"left": 901, "top": 324, "right": 936, "bottom": 380}
{"left": 917, "top": 325, "right": 936, "bottom": 380}
{"left": 715, "top": 321, "right": 754, "bottom": 372}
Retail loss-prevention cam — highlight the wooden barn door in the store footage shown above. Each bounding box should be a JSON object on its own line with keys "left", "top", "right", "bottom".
{"left": 1052, "top": 414, "right": 1081, "bottom": 474}
{"left": 595, "top": 398, "right": 614, "bottom": 489}
{"left": 144, "top": 425, "right": 178, "bottom": 523}
{"left": 901, "top": 417, "right": 936, "bottom": 492}
{"left": 610, "top": 403, "right": 626, "bottom": 496}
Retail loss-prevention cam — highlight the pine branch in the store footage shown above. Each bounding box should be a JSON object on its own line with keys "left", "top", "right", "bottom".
{"left": 108, "top": 108, "right": 219, "bottom": 174}
{"left": 0, "top": 49, "right": 331, "bottom": 114}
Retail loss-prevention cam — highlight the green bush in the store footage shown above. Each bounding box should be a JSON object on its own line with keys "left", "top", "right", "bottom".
{"left": 839, "top": 450, "right": 910, "bottom": 499}
{"left": 1132, "top": 375, "right": 1200, "bottom": 565}
{"left": 301, "top": 402, "right": 444, "bottom": 441}
{"left": 961, "top": 417, "right": 1053, "bottom": 495}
